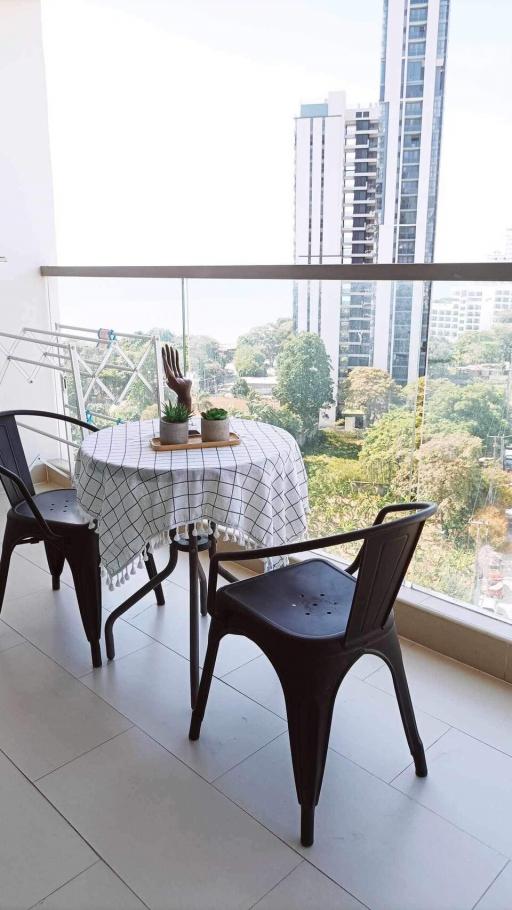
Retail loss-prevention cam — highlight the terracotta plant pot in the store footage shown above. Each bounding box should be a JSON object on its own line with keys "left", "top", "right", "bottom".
{"left": 200, "top": 417, "right": 230, "bottom": 443}
{"left": 160, "top": 418, "right": 189, "bottom": 445}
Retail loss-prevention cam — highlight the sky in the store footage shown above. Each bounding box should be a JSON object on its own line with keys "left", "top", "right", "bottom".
{"left": 41, "top": 0, "right": 512, "bottom": 342}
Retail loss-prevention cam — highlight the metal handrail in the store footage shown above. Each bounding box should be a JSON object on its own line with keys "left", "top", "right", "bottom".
{"left": 40, "top": 263, "right": 512, "bottom": 281}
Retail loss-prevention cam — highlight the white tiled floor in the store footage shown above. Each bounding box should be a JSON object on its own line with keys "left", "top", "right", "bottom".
{"left": 2, "top": 492, "right": 512, "bottom": 908}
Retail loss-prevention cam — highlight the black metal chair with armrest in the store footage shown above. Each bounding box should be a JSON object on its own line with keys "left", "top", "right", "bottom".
{"left": 189, "top": 501, "right": 437, "bottom": 846}
{"left": 0, "top": 410, "right": 165, "bottom": 668}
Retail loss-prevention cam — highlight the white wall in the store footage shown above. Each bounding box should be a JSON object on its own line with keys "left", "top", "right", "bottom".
{"left": 0, "top": 0, "right": 59, "bottom": 465}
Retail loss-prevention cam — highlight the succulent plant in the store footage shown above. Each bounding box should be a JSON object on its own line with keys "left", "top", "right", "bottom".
{"left": 162, "top": 401, "right": 190, "bottom": 423}
{"left": 201, "top": 407, "right": 228, "bottom": 421}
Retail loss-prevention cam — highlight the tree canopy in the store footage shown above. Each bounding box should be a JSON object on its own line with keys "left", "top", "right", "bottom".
{"left": 360, "top": 407, "right": 416, "bottom": 488}
{"left": 424, "top": 379, "right": 506, "bottom": 445}
{"left": 234, "top": 345, "right": 267, "bottom": 377}
{"left": 338, "top": 367, "right": 403, "bottom": 426}
{"left": 237, "top": 318, "right": 293, "bottom": 368}
{"left": 275, "top": 333, "right": 332, "bottom": 432}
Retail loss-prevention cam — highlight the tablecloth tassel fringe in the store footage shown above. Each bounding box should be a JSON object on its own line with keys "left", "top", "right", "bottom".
{"left": 137, "top": 553, "right": 143, "bottom": 569}
{"left": 130, "top": 560, "right": 136, "bottom": 575}
{"left": 108, "top": 577, "right": 115, "bottom": 592}
{"left": 142, "top": 546, "right": 149, "bottom": 562}
{"left": 191, "top": 523, "right": 198, "bottom": 536}
{"left": 124, "top": 567, "right": 130, "bottom": 581}
{"left": 115, "top": 574, "right": 120, "bottom": 588}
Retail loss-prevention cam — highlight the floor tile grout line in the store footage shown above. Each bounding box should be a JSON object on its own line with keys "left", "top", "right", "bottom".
{"left": 471, "top": 859, "right": 511, "bottom": 910}
{"left": 26, "top": 859, "right": 101, "bottom": 910}
{"left": 0, "top": 745, "right": 106, "bottom": 890}
{"left": 387, "top": 773, "right": 512, "bottom": 860}
{"left": 386, "top": 725, "right": 454, "bottom": 786}
{"left": 247, "top": 857, "right": 372, "bottom": 910}
{"left": 38, "top": 722, "right": 309, "bottom": 886}
{"left": 363, "top": 669, "right": 512, "bottom": 763}
{"left": 213, "top": 728, "right": 510, "bottom": 870}
{"left": 362, "top": 670, "right": 512, "bottom": 745}
{"left": 33, "top": 725, "right": 135, "bottom": 784}
{"left": 76, "top": 639, "right": 155, "bottom": 679}
{"left": 211, "top": 729, "right": 288, "bottom": 785}
{"left": 4, "top": 715, "right": 509, "bottom": 910}
{"left": 121, "top": 617, "right": 269, "bottom": 688}
{"left": 0, "top": 639, "right": 27, "bottom": 656}
{"left": 219, "top": 652, "right": 264, "bottom": 678}
{"left": 247, "top": 859, "right": 304, "bottom": 910}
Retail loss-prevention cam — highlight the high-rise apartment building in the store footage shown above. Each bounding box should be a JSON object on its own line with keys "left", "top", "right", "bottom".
{"left": 430, "top": 285, "right": 512, "bottom": 341}
{"left": 374, "top": 0, "right": 450, "bottom": 383}
{"left": 294, "top": 0, "right": 450, "bottom": 410}
{"left": 294, "top": 93, "right": 380, "bottom": 417}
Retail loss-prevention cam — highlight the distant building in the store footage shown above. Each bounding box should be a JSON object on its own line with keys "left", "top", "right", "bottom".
{"left": 293, "top": 0, "right": 451, "bottom": 421}
{"left": 374, "top": 0, "right": 450, "bottom": 384}
{"left": 430, "top": 285, "right": 512, "bottom": 341}
{"left": 294, "top": 92, "right": 380, "bottom": 419}
{"left": 242, "top": 375, "right": 278, "bottom": 398}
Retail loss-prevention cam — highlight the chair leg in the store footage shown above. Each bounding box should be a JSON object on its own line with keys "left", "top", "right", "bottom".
{"left": 44, "top": 541, "right": 66, "bottom": 591}
{"left": 198, "top": 559, "right": 208, "bottom": 617}
{"left": 188, "top": 525, "right": 200, "bottom": 708}
{"left": 281, "top": 674, "right": 340, "bottom": 847}
{"left": 0, "top": 523, "right": 18, "bottom": 612}
{"left": 145, "top": 551, "right": 165, "bottom": 606}
{"left": 379, "top": 631, "right": 427, "bottom": 777}
{"left": 66, "top": 533, "right": 102, "bottom": 669}
{"left": 189, "top": 617, "right": 222, "bottom": 740}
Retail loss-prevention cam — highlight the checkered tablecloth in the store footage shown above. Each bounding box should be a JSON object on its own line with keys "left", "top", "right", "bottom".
{"left": 75, "top": 417, "right": 309, "bottom": 585}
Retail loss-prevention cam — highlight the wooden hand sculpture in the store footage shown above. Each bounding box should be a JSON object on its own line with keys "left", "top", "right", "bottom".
{"left": 161, "top": 344, "right": 193, "bottom": 414}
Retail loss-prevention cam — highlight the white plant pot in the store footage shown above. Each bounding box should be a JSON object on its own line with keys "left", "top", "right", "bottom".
{"left": 160, "top": 418, "right": 189, "bottom": 445}
{"left": 200, "top": 417, "right": 230, "bottom": 443}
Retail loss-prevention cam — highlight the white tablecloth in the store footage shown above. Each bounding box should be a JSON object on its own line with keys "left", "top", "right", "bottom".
{"left": 75, "top": 417, "right": 309, "bottom": 584}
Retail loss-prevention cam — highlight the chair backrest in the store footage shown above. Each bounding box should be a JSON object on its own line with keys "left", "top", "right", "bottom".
{"left": 345, "top": 503, "right": 434, "bottom": 644}
{"left": 0, "top": 414, "right": 35, "bottom": 506}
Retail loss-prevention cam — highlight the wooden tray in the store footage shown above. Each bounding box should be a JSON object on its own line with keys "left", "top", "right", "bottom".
{"left": 150, "top": 430, "right": 241, "bottom": 452}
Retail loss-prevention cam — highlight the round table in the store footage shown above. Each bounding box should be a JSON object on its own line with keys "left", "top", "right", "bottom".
{"left": 75, "top": 416, "right": 309, "bottom": 704}
{"left": 76, "top": 416, "right": 309, "bottom": 580}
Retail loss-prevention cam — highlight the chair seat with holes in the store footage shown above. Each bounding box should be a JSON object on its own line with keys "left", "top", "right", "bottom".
{"left": 14, "top": 489, "right": 90, "bottom": 527}
{"left": 217, "top": 559, "right": 355, "bottom": 639}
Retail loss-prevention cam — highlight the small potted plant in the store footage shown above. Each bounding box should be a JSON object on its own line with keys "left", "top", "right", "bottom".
{"left": 201, "top": 407, "right": 230, "bottom": 443}
{"left": 160, "top": 401, "right": 190, "bottom": 445}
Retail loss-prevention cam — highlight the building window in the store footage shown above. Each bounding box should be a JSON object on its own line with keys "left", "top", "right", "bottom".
{"left": 409, "top": 8, "right": 427, "bottom": 22}
{"left": 408, "top": 41, "right": 426, "bottom": 56}
{"left": 402, "top": 164, "right": 419, "bottom": 179}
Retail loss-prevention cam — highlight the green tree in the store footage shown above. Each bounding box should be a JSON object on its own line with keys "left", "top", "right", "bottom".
{"left": 237, "top": 318, "right": 293, "bottom": 367}
{"left": 454, "top": 326, "right": 512, "bottom": 367}
{"left": 189, "top": 335, "right": 228, "bottom": 391}
{"left": 416, "top": 431, "right": 483, "bottom": 536}
{"left": 338, "top": 367, "right": 403, "bottom": 426}
{"left": 234, "top": 345, "right": 267, "bottom": 377}
{"left": 231, "top": 377, "right": 251, "bottom": 398}
{"left": 248, "top": 401, "right": 303, "bottom": 440}
{"left": 275, "top": 333, "right": 332, "bottom": 433}
{"left": 426, "top": 335, "right": 455, "bottom": 379}
{"left": 360, "top": 408, "right": 416, "bottom": 488}
{"left": 425, "top": 379, "right": 506, "bottom": 445}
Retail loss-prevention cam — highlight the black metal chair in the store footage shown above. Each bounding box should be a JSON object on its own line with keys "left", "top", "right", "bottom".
{"left": 189, "top": 502, "right": 437, "bottom": 846}
{"left": 0, "top": 409, "right": 165, "bottom": 669}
